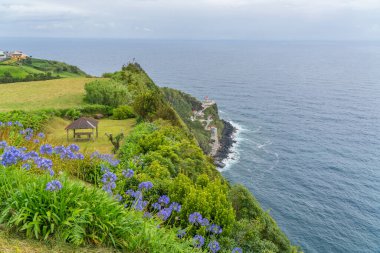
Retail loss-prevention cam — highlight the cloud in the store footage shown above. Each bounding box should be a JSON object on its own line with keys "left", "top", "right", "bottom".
{"left": 0, "top": 0, "right": 379, "bottom": 39}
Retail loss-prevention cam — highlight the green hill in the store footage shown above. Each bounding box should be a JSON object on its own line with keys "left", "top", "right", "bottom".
{"left": 0, "top": 58, "right": 88, "bottom": 83}
{"left": 0, "top": 62, "right": 301, "bottom": 253}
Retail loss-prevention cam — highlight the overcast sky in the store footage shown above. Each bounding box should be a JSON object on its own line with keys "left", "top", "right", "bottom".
{"left": 1, "top": 0, "right": 380, "bottom": 40}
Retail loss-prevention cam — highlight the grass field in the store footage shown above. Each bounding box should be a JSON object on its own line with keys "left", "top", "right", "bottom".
{"left": 0, "top": 65, "right": 43, "bottom": 78}
{"left": 45, "top": 117, "right": 136, "bottom": 154}
{"left": 0, "top": 78, "right": 99, "bottom": 112}
{"left": 0, "top": 58, "right": 88, "bottom": 79}
{"left": 0, "top": 230, "right": 114, "bottom": 253}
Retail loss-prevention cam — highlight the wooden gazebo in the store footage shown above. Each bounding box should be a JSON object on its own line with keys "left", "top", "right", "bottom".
{"left": 65, "top": 117, "right": 99, "bottom": 141}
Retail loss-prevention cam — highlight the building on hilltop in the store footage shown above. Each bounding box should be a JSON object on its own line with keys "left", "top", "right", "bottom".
{"left": 10, "top": 51, "right": 29, "bottom": 60}
{"left": 202, "top": 96, "right": 216, "bottom": 107}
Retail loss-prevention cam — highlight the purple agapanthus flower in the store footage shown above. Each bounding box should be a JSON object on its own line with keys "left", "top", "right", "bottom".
{"left": 138, "top": 181, "right": 153, "bottom": 190}
{"left": 24, "top": 151, "right": 39, "bottom": 160}
{"left": 200, "top": 218, "right": 210, "bottom": 226}
{"left": 152, "top": 202, "right": 162, "bottom": 210}
{"left": 45, "top": 180, "right": 62, "bottom": 191}
{"left": 40, "top": 144, "right": 53, "bottom": 155}
{"left": 101, "top": 171, "right": 117, "bottom": 194}
{"left": 68, "top": 144, "right": 80, "bottom": 152}
{"left": 193, "top": 235, "right": 205, "bottom": 248}
{"left": 208, "top": 240, "right": 221, "bottom": 253}
{"left": 133, "top": 199, "right": 148, "bottom": 211}
{"left": 177, "top": 229, "right": 186, "bottom": 239}
{"left": 158, "top": 195, "right": 170, "bottom": 205}
{"left": 0, "top": 141, "right": 7, "bottom": 148}
{"left": 122, "top": 169, "right": 134, "bottom": 178}
{"left": 114, "top": 194, "right": 123, "bottom": 202}
{"left": 37, "top": 132, "right": 45, "bottom": 138}
{"left": 232, "top": 247, "right": 243, "bottom": 253}
{"left": 208, "top": 224, "right": 223, "bottom": 235}
{"left": 189, "top": 212, "right": 203, "bottom": 225}
{"left": 76, "top": 153, "right": 84, "bottom": 160}
{"left": 143, "top": 212, "right": 152, "bottom": 219}
{"left": 125, "top": 189, "right": 135, "bottom": 196}
{"left": 34, "top": 157, "right": 53, "bottom": 170}
{"left": 157, "top": 207, "right": 172, "bottom": 221}
{"left": 170, "top": 202, "right": 181, "bottom": 212}
{"left": 21, "top": 163, "right": 31, "bottom": 170}
{"left": 1, "top": 146, "right": 25, "bottom": 166}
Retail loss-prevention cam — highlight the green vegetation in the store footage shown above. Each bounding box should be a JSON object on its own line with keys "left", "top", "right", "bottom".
{"left": 0, "top": 58, "right": 88, "bottom": 83}
{"left": 116, "top": 121, "right": 299, "bottom": 252}
{"left": 162, "top": 87, "right": 224, "bottom": 154}
{"left": 0, "top": 61, "right": 301, "bottom": 252}
{"left": 112, "top": 105, "right": 136, "bottom": 120}
{"left": 0, "top": 168, "right": 193, "bottom": 253}
{"left": 0, "top": 78, "right": 97, "bottom": 111}
{"left": 84, "top": 79, "right": 132, "bottom": 107}
{"left": 0, "top": 230, "right": 115, "bottom": 253}
{"left": 46, "top": 117, "right": 136, "bottom": 153}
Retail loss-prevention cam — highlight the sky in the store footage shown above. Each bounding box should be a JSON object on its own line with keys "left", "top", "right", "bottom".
{"left": 1, "top": 0, "right": 380, "bottom": 40}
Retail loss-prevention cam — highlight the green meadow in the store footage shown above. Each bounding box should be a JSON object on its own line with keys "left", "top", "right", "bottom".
{"left": 0, "top": 78, "right": 98, "bottom": 111}
{"left": 46, "top": 117, "right": 136, "bottom": 154}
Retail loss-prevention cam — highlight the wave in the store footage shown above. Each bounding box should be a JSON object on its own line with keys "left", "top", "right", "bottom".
{"left": 217, "top": 120, "right": 245, "bottom": 172}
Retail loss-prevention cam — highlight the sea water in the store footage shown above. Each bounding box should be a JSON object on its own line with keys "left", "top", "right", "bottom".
{"left": 2, "top": 39, "right": 380, "bottom": 252}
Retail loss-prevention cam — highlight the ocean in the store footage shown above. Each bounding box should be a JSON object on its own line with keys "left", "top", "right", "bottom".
{"left": 2, "top": 38, "right": 380, "bottom": 252}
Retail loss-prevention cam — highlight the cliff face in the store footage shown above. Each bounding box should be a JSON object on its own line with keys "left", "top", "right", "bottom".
{"left": 161, "top": 87, "right": 225, "bottom": 155}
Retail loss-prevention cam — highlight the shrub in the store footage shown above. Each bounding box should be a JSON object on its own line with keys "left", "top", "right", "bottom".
{"left": 0, "top": 168, "right": 194, "bottom": 252}
{"left": 0, "top": 110, "right": 52, "bottom": 131}
{"left": 77, "top": 104, "right": 113, "bottom": 117}
{"left": 64, "top": 108, "right": 81, "bottom": 120}
{"left": 84, "top": 80, "right": 131, "bottom": 108}
{"left": 112, "top": 105, "right": 135, "bottom": 120}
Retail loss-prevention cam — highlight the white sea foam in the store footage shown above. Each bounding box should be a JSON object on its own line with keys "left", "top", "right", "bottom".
{"left": 217, "top": 120, "right": 245, "bottom": 172}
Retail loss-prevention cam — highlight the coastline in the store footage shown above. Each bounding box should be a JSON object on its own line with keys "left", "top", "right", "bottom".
{"left": 213, "top": 120, "right": 237, "bottom": 168}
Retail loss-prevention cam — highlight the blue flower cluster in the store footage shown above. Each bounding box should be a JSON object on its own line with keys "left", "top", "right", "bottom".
{"left": 0, "top": 141, "right": 7, "bottom": 149}
{"left": 231, "top": 247, "right": 243, "bottom": 253}
{"left": 122, "top": 169, "right": 134, "bottom": 178}
{"left": 52, "top": 144, "right": 83, "bottom": 160}
{"left": 208, "top": 240, "right": 221, "bottom": 253}
{"left": 0, "top": 121, "right": 23, "bottom": 128}
{"left": 1, "top": 146, "right": 25, "bottom": 166}
{"left": 126, "top": 189, "right": 148, "bottom": 211}
{"left": 19, "top": 128, "right": 35, "bottom": 141}
{"left": 101, "top": 171, "right": 117, "bottom": 195}
{"left": 138, "top": 181, "right": 153, "bottom": 190}
{"left": 0, "top": 124, "right": 89, "bottom": 192}
{"left": 189, "top": 212, "right": 203, "bottom": 225}
{"left": 193, "top": 235, "right": 205, "bottom": 248}
{"left": 91, "top": 152, "right": 120, "bottom": 166}
{"left": 45, "top": 180, "right": 63, "bottom": 191}
{"left": 208, "top": 224, "right": 223, "bottom": 235}
{"left": 186, "top": 211, "right": 231, "bottom": 252}
{"left": 151, "top": 195, "right": 181, "bottom": 222}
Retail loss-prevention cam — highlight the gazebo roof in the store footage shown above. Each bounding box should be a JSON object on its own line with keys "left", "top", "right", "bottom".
{"left": 65, "top": 117, "right": 99, "bottom": 130}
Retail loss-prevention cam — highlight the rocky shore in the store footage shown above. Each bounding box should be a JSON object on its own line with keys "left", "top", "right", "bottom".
{"left": 213, "top": 120, "right": 237, "bottom": 168}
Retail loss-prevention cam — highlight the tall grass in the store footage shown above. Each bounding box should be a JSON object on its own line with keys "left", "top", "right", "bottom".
{"left": 0, "top": 168, "right": 195, "bottom": 252}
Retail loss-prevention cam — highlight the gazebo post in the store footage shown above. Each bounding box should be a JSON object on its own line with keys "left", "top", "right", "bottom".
{"left": 66, "top": 129, "right": 69, "bottom": 141}
{"left": 73, "top": 129, "right": 76, "bottom": 139}
{"left": 96, "top": 126, "right": 98, "bottom": 138}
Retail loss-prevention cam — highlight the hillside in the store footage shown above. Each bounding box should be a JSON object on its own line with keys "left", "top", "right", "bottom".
{"left": 0, "top": 58, "right": 88, "bottom": 83}
{"left": 162, "top": 87, "right": 224, "bottom": 154}
{"left": 0, "top": 63, "right": 301, "bottom": 253}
